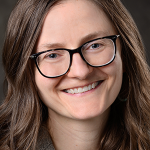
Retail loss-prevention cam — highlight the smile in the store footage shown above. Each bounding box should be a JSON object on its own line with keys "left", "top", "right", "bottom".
{"left": 64, "top": 81, "right": 103, "bottom": 94}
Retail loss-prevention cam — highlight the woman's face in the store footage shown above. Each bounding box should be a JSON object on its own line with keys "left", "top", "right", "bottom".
{"left": 35, "top": 0, "right": 123, "bottom": 120}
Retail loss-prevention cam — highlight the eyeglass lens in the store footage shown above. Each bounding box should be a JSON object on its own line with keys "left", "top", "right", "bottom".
{"left": 36, "top": 38, "right": 115, "bottom": 77}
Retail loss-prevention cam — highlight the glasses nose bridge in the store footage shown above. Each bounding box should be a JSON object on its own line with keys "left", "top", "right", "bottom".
{"left": 69, "top": 45, "right": 84, "bottom": 61}
{"left": 70, "top": 45, "right": 82, "bottom": 54}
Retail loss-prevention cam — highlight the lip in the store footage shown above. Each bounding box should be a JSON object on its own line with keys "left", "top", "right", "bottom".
{"left": 62, "top": 80, "right": 103, "bottom": 95}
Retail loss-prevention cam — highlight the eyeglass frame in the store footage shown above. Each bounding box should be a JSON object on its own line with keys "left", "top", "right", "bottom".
{"left": 30, "top": 35, "right": 120, "bottom": 78}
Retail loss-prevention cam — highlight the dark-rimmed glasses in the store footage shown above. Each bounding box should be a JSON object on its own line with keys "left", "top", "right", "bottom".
{"left": 30, "top": 35, "right": 120, "bottom": 78}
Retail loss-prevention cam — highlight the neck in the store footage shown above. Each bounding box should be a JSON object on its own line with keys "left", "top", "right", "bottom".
{"left": 47, "top": 109, "right": 110, "bottom": 150}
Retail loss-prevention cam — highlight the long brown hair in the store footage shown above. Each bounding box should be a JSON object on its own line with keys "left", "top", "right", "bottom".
{"left": 0, "top": 0, "right": 150, "bottom": 149}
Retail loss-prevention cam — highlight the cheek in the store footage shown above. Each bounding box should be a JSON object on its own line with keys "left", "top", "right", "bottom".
{"left": 35, "top": 69, "right": 48, "bottom": 90}
{"left": 35, "top": 68, "right": 57, "bottom": 88}
{"left": 101, "top": 53, "right": 123, "bottom": 100}
{"left": 34, "top": 69, "right": 59, "bottom": 100}
{"left": 110, "top": 57, "right": 123, "bottom": 95}
{"left": 35, "top": 75, "right": 57, "bottom": 110}
{"left": 34, "top": 73, "right": 68, "bottom": 116}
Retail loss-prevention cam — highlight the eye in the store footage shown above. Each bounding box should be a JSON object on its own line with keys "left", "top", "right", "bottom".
{"left": 44, "top": 51, "right": 60, "bottom": 59}
{"left": 41, "top": 50, "right": 67, "bottom": 62}
{"left": 90, "top": 43, "right": 101, "bottom": 49}
{"left": 88, "top": 42, "right": 103, "bottom": 51}
{"left": 82, "top": 39, "right": 105, "bottom": 51}
{"left": 47, "top": 53, "right": 58, "bottom": 58}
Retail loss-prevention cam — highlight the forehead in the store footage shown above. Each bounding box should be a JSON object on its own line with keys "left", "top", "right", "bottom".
{"left": 37, "top": 0, "right": 116, "bottom": 50}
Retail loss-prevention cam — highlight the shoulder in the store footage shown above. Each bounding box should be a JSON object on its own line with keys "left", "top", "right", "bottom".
{"left": 36, "top": 126, "right": 55, "bottom": 150}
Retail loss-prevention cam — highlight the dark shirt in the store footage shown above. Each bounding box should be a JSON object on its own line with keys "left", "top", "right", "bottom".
{"left": 36, "top": 126, "right": 55, "bottom": 150}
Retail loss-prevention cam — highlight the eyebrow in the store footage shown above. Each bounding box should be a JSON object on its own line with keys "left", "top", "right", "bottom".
{"left": 79, "top": 31, "right": 110, "bottom": 44}
{"left": 37, "top": 43, "right": 65, "bottom": 52}
{"left": 37, "top": 31, "right": 111, "bottom": 51}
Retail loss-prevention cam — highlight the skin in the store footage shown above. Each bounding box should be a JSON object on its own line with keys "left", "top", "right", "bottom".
{"left": 35, "top": 0, "right": 123, "bottom": 149}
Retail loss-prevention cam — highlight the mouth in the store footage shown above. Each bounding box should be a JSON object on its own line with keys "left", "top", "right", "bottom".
{"left": 64, "top": 81, "right": 103, "bottom": 94}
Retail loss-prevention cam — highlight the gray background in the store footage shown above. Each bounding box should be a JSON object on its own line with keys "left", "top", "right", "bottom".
{"left": 0, "top": 0, "right": 150, "bottom": 104}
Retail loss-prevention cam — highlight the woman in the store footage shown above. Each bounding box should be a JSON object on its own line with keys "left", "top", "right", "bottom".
{"left": 0, "top": 0, "right": 150, "bottom": 149}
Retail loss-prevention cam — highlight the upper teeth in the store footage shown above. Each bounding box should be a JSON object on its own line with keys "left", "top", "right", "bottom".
{"left": 65, "top": 82, "right": 99, "bottom": 94}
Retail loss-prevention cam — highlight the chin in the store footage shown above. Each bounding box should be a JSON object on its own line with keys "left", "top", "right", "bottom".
{"left": 67, "top": 106, "right": 111, "bottom": 121}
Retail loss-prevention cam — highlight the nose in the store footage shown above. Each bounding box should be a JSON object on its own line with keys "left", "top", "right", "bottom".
{"left": 67, "top": 53, "right": 93, "bottom": 79}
